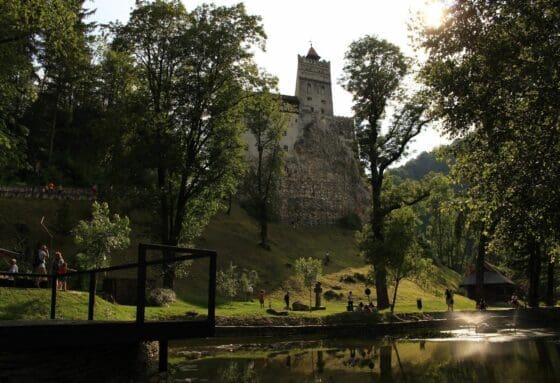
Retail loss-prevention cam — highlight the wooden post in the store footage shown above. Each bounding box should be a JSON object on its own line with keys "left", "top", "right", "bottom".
{"left": 136, "top": 244, "right": 147, "bottom": 324}
{"left": 50, "top": 275, "right": 57, "bottom": 320}
{"left": 88, "top": 272, "right": 96, "bottom": 320}
{"left": 158, "top": 339, "right": 168, "bottom": 372}
{"left": 207, "top": 252, "right": 217, "bottom": 336}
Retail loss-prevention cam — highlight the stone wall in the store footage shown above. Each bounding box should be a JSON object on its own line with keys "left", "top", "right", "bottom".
{"left": 278, "top": 114, "right": 369, "bottom": 226}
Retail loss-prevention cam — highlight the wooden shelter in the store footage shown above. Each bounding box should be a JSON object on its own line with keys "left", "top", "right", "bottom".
{"left": 460, "top": 261, "right": 516, "bottom": 303}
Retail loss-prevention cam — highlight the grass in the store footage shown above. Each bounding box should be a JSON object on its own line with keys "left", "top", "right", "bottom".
{"left": 0, "top": 198, "right": 478, "bottom": 321}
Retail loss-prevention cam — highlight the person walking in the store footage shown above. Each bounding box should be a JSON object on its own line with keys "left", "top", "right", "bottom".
{"left": 284, "top": 291, "right": 290, "bottom": 310}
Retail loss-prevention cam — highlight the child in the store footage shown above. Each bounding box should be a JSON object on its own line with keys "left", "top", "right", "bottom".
{"left": 53, "top": 252, "right": 76, "bottom": 291}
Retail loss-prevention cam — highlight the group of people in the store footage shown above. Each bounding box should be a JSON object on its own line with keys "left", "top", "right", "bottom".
{"left": 35, "top": 245, "right": 77, "bottom": 290}
{"left": 347, "top": 291, "right": 377, "bottom": 312}
{"left": 6, "top": 244, "right": 75, "bottom": 290}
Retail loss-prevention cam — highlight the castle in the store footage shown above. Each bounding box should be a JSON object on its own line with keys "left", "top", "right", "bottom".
{"left": 244, "top": 46, "right": 368, "bottom": 226}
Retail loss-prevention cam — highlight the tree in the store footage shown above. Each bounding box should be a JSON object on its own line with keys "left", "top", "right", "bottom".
{"left": 216, "top": 262, "right": 259, "bottom": 300}
{"left": 340, "top": 36, "right": 432, "bottom": 309}
{"left": 0, "top": 0, "right": 85, "bottom": 180}
{"left": 110, "top": 1, "right": 266, "bottom": 288}
{"left": 418, "top": 0, "right": 560, "bottom": 307}
{"left": 73, "top": 202, "right": 131, "bottom": 268}
{"left": 242, "top": 90, "right": 286, "bottom": 248}
{"left": 360, "top": 207, "right": 433, "bottom": 313}
{"left": 294, "top": 257, "right": 323, "bottom": 311}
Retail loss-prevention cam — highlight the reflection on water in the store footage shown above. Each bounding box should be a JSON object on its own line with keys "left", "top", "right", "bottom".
{"left": 171, "top": 331, "right": 560, "bottom": 383}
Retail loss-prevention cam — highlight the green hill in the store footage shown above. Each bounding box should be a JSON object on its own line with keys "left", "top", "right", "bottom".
{"left": 0, "top": 198, "right": 475, "bottom": 318}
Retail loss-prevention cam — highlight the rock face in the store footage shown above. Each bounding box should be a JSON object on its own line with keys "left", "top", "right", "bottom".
{"left": 279, "top": 114, "right": 368, "bottom": 226}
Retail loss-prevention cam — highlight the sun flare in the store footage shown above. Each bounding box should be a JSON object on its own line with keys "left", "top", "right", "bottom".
{"left": 422, "top": 1, "right": 446, "bottom": 28}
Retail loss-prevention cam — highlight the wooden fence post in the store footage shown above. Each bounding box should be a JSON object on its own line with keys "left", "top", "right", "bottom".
{"left": 207, "top": 252, "right": 217, "bottom": 336}
{"left": 136, "top": 244, "right": 147, "bottom": 324}
{"left": 50, "top": 275, "right": 57, "bottom": 320}
{"left": 88, "top": 272, "right": 96, "bottom": 320}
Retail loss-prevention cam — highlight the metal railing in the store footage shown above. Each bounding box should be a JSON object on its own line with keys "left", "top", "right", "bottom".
{"left": 0, "top": 243, "right": 217, "bottom": 329}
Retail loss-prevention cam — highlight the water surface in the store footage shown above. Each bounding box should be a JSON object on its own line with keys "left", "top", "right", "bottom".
{"left": 170, "top": 328, "right": 560, "bottom": 382}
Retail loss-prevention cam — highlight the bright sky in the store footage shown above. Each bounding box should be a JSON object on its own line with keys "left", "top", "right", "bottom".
{"left": 88, "top": 0, "right": 450, "bottom": 160}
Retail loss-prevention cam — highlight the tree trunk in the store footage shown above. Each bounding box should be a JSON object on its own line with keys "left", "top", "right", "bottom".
{"left": 375, "top": 265, "right": 390, "bottom": 310}
{"left": 390, "top": 279, "right": 400, "bottom": 314}
{"left": 546, "top": 257, "right": 555, "bottom": 307}
{"left": 528, "top": 238, "right": 541, "bottom": 308}
{"left": 48, "top": 92, "right": 60, "bottom": 166}
{"left": 475, "top": 228, "right": 487, "bottom": 300}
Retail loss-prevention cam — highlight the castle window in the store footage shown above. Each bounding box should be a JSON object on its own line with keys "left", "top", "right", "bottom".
{"left": 283, "top": 145, "right": 289, "bottom": 151}
{"left": 321, "top": 108, "right": 324, "bottom": 114}
{"left": 307, "top": 97, "right": 312, "bottom": 101}
{"left": 311, "top": 107, "right": 314, "bottom": 112}
{"left": 321, "top": 99, "right": 326, "bottom": 104}
{"left": 307, "top": 83, "right": 312, "bottom": 94}
{"left": 283, "top": 130, "right": 287, "bottom": 136}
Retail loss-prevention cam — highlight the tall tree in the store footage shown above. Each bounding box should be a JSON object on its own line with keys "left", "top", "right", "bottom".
{"left": 242, "top": 90, "right": 286, "bottom": 248}
{"left": 111, "top": 1, "right": 266, "bottom": 288}
{"left": 419, "top": 0, "right": 560, "bottom": 307}
{"left": 0, "top": 0, "right": 83, "bottom": 180}
{"left": 340, "top": 36, "right": 431, "bottom": 309}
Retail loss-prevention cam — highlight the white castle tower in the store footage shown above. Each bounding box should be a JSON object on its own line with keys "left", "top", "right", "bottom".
{"left": 294, "top": 46, "right": 334, "bottom": 117}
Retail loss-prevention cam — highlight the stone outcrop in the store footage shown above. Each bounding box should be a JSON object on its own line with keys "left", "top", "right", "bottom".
{"left": 278, "top": 114, "right": 368, "bottom": 226}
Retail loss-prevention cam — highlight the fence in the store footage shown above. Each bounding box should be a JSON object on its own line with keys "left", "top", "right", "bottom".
{"left": 0, "top": 243, "right": 217, "bottom": 327}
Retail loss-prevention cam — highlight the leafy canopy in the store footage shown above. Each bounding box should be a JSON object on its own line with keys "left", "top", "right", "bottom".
{"left": 73, "top": 202, "right": 131, "bottom": 269}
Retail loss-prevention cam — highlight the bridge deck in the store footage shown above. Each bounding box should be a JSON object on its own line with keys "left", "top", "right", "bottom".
{"left": 0, "top": 319, "right": 213, "bottom": 350}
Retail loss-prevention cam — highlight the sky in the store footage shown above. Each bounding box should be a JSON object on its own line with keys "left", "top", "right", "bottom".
{"left": 88, "top": 0, "right": 450, "bottom": 161}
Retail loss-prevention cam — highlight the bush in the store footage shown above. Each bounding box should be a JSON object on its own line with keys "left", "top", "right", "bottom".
{"left": 323, "top": 290, "right": 343, "bottom": 301}
{"left": 336, "top": 213, "right": 362, "bottom": 230}
{"left": 147, "top": 288, "right": 176, "bottom": 307}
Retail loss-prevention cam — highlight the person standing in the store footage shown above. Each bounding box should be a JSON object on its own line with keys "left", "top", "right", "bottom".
{"left": 445, "top": 289, "right": 454, "bottom": 312}
{"left": 347, "top": 291, "right": 354, "bottom": 311}
{"left": 258, "top": 290, "right": 265, "bottom": 309}
{"left": 35, "top": 245, "right": 49, "bottom": 288}
{"left": 284, "top": 291, "right": 290, "bottom": 310}
{"left": 52, "top": 251, "right": 75, "bottom": 291}
{"left": 7, "top": 259, "right": 18, "bottom": 286}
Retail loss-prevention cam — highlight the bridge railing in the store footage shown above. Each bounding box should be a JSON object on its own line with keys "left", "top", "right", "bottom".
{"left": 0, "top": 243, "right": 217, "bottom": 332}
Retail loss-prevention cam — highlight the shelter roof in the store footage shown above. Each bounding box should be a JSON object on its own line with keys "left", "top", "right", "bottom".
{"left": 460, "top": 261, "right": 515, "bottom": 286}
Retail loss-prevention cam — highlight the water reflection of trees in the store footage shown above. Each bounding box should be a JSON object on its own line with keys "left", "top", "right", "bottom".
{"left": 182, "top": 338, "right": 560, "bottom": 383}
{"left": 218, "top": 361, "right": 260, "bottom": 383}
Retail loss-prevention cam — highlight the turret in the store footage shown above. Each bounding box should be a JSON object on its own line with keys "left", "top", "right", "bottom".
{"left": 294, "top": 46, "right": 333, "bottom": 117}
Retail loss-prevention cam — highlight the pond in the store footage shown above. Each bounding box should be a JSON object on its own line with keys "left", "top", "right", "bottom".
{"left": 169, "top": 328, "right": 560, "bottom": 382}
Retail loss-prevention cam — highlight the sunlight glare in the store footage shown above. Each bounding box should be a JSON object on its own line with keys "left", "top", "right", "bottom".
{"left": 423, "top": 1, "right": 445, "bottom": 28}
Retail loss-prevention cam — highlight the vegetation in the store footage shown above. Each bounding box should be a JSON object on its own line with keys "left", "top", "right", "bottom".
{"left": 106, "top": 1, "right": 267, "bottom": 288}
{"left": 294, "top": 257, "right": 323, "bottom": 310}
{"left": 241, "top": 90, "right": 286, "bottom": 248}
{"left": 73, "top": 202, "right": 130, "bottom": 268}
{"left": 418, "top": 0, "right": 560, "bottom": 306}
{"left": 340, "top": 36, "right": 432, "bottom": 309}
{"left": 2, "top": 0, "right": 559, "bottom": 318}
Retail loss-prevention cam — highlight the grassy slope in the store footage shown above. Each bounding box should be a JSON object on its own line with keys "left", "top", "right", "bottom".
{"left": 0, "top": 198, "right": 475, "bottom": 320}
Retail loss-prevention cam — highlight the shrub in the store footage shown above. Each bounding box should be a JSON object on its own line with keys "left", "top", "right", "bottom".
{"left": 336, "top": 213, "right": 362, "bottom": 230}
{"left": 147, "top": 288, "right": 176, "bottom": 307}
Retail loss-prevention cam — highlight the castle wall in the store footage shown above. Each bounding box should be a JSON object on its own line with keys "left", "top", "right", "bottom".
{"left": 242, "top": 48, "right": 369, "bottom": 226}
